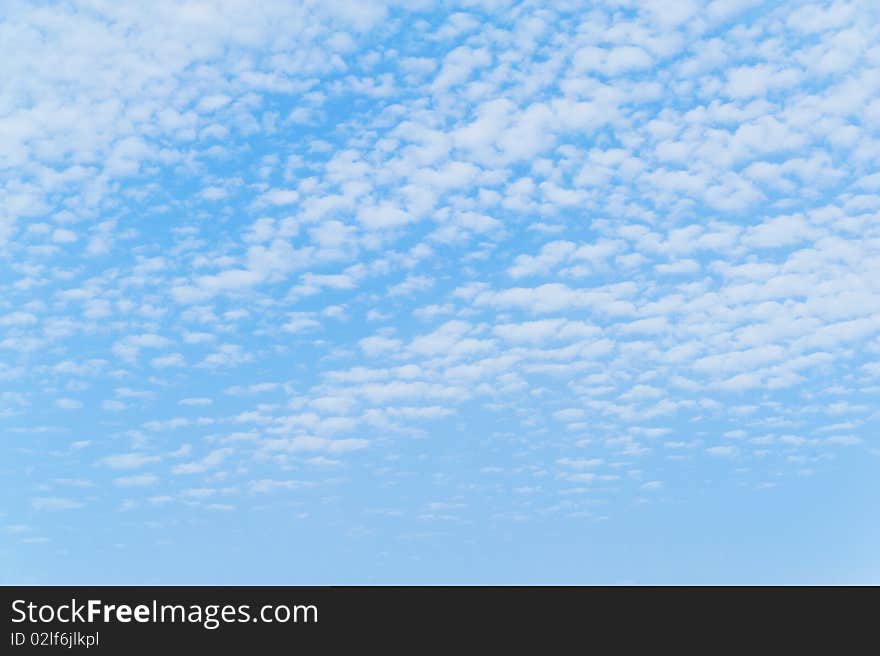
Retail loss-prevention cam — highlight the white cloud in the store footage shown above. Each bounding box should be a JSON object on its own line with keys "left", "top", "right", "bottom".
{"left": 3, "top": 0, "right": 878, "bottom": 568}
{"left": 99, "top": 453, "right": 161, "bottom": 470}
{"left": 31, "top": 497, "right": 85, "bottom": 511}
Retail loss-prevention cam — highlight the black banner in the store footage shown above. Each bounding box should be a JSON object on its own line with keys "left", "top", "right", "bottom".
{"left": 0, "top": 586, "right": 871, "bottom": 652}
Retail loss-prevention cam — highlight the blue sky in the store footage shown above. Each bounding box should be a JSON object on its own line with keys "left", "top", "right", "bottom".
{"left": 1, "top": 0, "right": 879, "bottom": 584}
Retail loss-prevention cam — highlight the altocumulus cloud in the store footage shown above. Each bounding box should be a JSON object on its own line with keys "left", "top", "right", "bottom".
{"left": 2, "top": 0, "right": 879, "bottom": 581}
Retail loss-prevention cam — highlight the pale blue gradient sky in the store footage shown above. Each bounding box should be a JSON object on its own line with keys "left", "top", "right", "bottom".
{"left": 1, "top": 0, "right": 879, "bottom": 584}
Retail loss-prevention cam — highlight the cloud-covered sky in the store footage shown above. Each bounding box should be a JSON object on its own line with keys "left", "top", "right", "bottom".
{"left": 2, "top": 0, "right": 879, "bottom": 583}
